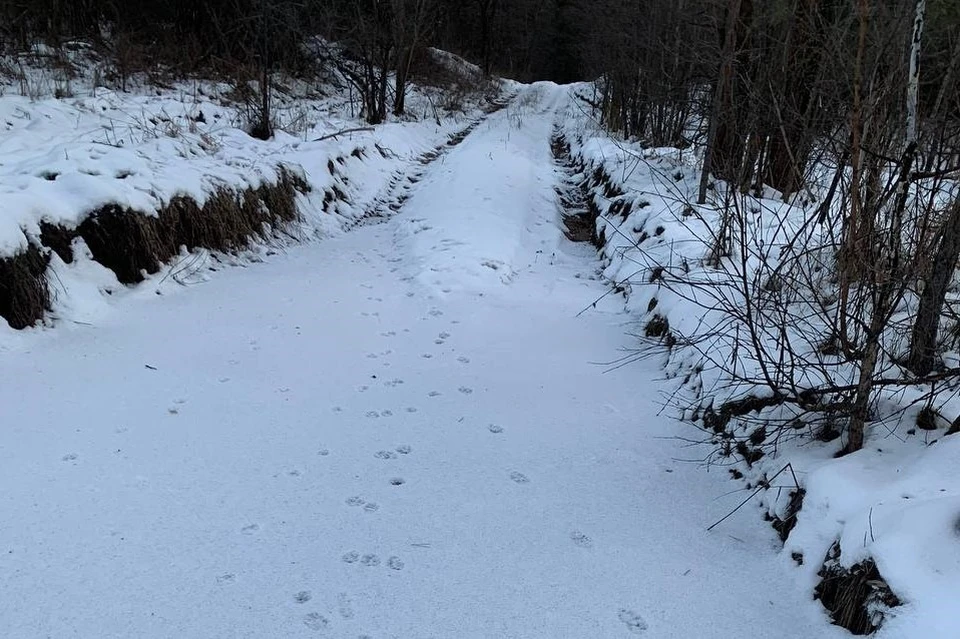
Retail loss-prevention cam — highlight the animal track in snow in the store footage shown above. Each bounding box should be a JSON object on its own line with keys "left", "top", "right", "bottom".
{"left": 458, "top": 386, "right": 473, "bottom": 395}
{"left": 241, "top": 524, "right": 260, "bottom": 535}
{"left": 406, "top": 407, "right": 418, "bottom": 413}
{"left": 363, "top": 502, "right": 380, "bottom": 512}
{"left": 396, "top": 445, "right": 412, "bottom": 455}
{"left": 293, "top": 591, "right": 312, "bottom": 604}
{"left": 366, "top": 411, "right": 380, "bottom": 419}
{"left": 61, "top": 453, "right": 78, "bottom": 462}
{"left": 421, "top": 354, "right": 433, "bottom": 359}
{"left": 428, "top": 391, "right": 441, "bottom": 397}
{"left": 346, "top": 496, "right": 365, "bottom": 507}
{"left": 488, "top": 424, "right": 504, "bottom": 434}
{"left": 570, "top": 531, "right": 593, "bottom": 548}
{"left": 342, "top": 551, "right": 360, "bottom": 564}
{"left": 509, "top": 472, "right": 530, "bottom": 484}
{"left": 360, "top": 554, "right": 381, "bottom": 567}
{"left": 457, "top": 356, "right": 471, "bottom": 364}
{"left": 337, "top": 593, "right": 354, "bottom": 619}
{"left": 618, "top": 609, "right": 648, "bottom": 634}
{"left": 375, "top": 450, "right": 398, "bottom": 460}
{"left": 389, "top": 477, "right": 406, "bottom": 486}
{"left": 216, "top": 573, "right": 235, "bottom": 584}
{"left": 318, "top": 448, "right": 330, "bottom": 456}
{"left": 302, "top": 613, "right": 329, "bottom": 631}
{"left": 387, "top": 556, "right": 405, "bottom": 571}
{"left": 381, "top": 409, "right": 394, "bottom": 417}
{"left": 439, "top": 332, "right": 451, "bottom": 339}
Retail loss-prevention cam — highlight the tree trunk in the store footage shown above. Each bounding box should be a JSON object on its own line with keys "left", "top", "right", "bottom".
{"left": 393, "top": 50, "right": 409, "bottom": 116}
{"left": 846, "top": 330, "right": 879, "bottom": 454}
{"left": 698, "top": 0, "right": 744, "bottom": 204}
{"left": 908, "top": 199, "right": 960, "bottom": 375}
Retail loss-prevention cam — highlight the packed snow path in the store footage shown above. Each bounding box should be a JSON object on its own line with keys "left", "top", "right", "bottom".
{"left": 0, "top": 84, "right": 837, "bottom": 638}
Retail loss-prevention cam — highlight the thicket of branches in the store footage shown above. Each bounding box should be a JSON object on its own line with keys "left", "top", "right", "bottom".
{"left": 0, "top": 0, "right": 586, "bottom": 130}
{"left": 578, "top": 0, "right": 960, "bottom": 457}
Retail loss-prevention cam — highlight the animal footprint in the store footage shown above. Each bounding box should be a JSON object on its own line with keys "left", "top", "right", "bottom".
{"left": 458, "top": 386, "right": 473, "bottom": 394}
{"left": 396, "top": 445, "right": 412, "bottom": 455}
{"left": 387, "top": 556, "right": 405, "bottom": 571}
{"left": 216, "top": 573, "right": 236, "bottom": 584}
{"left": 360, "top": 554, "right": 381, "bottom": 567}
{"left": 61, "top": 453, "right": 78, "bottom": 462}
{"left": 439, "top": 332, "right": 451, "bottom": 339}
{"left": 342, "top": 551, "right": 360, "bottom": 564}
{"left": 509, "top": 472, "right": 529, "bottom": 484}
{"left": 381, "top": 409, "right": 394, "bottom": 417}
{"left": 457, "top": 356, "right": 471, "bottom": 364}
{"left": 293, "top": 591, "right": 312, "bottom": 604}
{"left": 241, "top": 524, "right": 260, "bottom": 535}
{"left": 338, "top": 593, "right": 354, "bottom": 619}
{"left": 303, "top": 612, "right": 329, "bottom": 631}
{"left": 406, "top": 407, "right": 418, "bottom": 413}
{"left": 488, "top": 424, "right": 503, "bottom": 434}
{"left": 363, "top": 502, "right": 380, "bottom": 512}
{"left": 375, "top": 450, "right": 398, "bottom": 460}
{"left": 570, "top": 531, "right": 593, "bottom": 548}
{"left": 318, "top": 448, "right": 330, "bottom": 456}
{"left": 366, "top": 411, "right": 380, "bottom": 419}
{"left": 428, "top": 391, "right": 441, "bottom": 397}
{"left": 421, "top": 353, "right": 433, "bottom": 359}
{"left": 618, "top": 609, "right": 648, "bottom": 634}
{"left": 389, "top": 477, "right": 405, "bottom": 486}
{"left": 346, "top": 496, "right": 365, "bottom": 507}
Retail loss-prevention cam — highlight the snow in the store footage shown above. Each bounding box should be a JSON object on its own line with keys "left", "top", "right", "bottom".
{"left": 0, "top": 83, "right": 838, "bottom": 637}
{"left": 788, "top": 434, "right": 960, "bottom": 638}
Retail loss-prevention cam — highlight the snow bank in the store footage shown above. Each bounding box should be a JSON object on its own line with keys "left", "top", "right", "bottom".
{"left": 558, "top": 85, "right": 960, "bottom": 638}
{"left": 0, "top": 48, "right": 503, "bottom": 330}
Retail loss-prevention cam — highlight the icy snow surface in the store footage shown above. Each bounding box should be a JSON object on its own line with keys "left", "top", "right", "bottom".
{"left": 0, "top": 83, "right": 837, "bottom": 638}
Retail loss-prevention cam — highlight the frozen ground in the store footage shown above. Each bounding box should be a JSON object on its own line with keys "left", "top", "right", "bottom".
{"left": 0, "top": 84, "right": 838, "bottom": 638}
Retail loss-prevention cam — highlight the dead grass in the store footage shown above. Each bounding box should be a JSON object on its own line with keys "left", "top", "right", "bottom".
{"left": 0, "top": 245, "right": 50, "bottom": 329}
{"left": 0, "top": 166, "right": 308, "bottom": 327}
{"left": 75, "top": 166, "right": 307, "bottom": 284}
{"left": 814, "top": 541, "right": 901, "bottom": 635}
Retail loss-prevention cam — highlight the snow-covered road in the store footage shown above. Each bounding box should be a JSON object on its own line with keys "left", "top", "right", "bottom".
{"left": 0, "top": 84, "right": 837, "bottom": 638}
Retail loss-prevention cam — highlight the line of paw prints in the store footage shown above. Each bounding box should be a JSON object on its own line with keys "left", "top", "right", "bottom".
{"left": 341, "top": 551, "right": 405, "bottom": 571}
